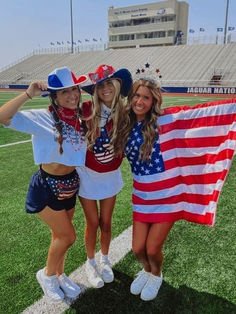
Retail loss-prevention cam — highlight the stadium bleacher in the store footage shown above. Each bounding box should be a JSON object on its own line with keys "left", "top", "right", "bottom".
{"left": 0, "top": 43, "right": 235, "bottom": 89}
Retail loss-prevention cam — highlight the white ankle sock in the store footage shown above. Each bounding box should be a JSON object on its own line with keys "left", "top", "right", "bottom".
{"left": 100, "top": 254, "right": 109, "bottom": 262}
{"left": 87, "top": 257, "right": 96, "bottom": 265}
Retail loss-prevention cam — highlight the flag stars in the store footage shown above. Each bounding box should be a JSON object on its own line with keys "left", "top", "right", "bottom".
{"left": 93, "top": 126, "right": 111, "bottom": 154}
{"left": 125, "top": 120, "right": 165, "bottom": 176}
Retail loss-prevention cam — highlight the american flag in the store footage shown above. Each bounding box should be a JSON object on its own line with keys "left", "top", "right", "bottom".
{"left": 129, "top": 99, "right": 236, "bottom": 226}
{"left": 93, "top": 126, "right": 114, "bottom": 164}
{"left": 125, "top": 121, "right": 165, "bottom": 175}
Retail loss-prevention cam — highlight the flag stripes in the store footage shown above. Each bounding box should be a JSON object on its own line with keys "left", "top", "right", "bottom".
{"left": 134, "top": 168, "right": 228, "bottom": 191}
{"left": 132, "top": 99, "right": 236, "bottom": 226}
{"left": 95, "top": 144, "right": 114, "bottom": 164}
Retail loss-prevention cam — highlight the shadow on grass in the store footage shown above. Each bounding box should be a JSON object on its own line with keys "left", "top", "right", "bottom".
{"left": 67, "top": 270, "right": 236, "bottom": 314}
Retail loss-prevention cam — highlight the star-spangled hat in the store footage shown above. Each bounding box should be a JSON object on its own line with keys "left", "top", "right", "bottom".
{"left": 47, "top": 67, "right": 88, "bottom": 91}
{"left": 82, "top": 64, "right": 132, "bottom": 97}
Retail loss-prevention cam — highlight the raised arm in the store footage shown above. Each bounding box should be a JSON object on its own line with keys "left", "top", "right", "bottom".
{"left": 0, "top": 81, "right": 49, "bottom": 125}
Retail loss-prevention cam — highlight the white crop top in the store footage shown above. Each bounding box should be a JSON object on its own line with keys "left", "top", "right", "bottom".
{"left": 8, "top": 109, "right": 86, "bottom": 166}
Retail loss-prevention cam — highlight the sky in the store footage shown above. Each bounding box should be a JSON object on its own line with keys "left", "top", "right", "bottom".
{"left": 0, "top": 0, "right": 235, "bottom": 69}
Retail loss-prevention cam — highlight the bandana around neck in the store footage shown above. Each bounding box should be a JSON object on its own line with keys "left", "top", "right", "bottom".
{"left": 48, "top": 105, "right": 81, "bottom": 131}
{"left": 100, "top": 104, "right": 112, "bottom": 127}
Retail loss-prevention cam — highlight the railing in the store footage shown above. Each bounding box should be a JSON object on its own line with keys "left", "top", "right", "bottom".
{"left": 1, "top": 33, "right": 236, "bottom": 74}
{"left": 0, "top": 43, "right": 108, "bottom": 73}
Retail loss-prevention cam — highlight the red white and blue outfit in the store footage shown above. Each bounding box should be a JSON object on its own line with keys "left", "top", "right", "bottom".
{"left": 125, "top": 99, "right": 236, "bottom": 226}
{"left": 7, "top": 107, "right": 86, "bottom": 213}
{"left": 77, "top": 101, "right": 123, "bottom": 200}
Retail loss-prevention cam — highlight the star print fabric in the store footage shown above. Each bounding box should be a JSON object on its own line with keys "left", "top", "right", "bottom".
{"left": 125, "top": 121, "right": 165, "bottom": 176}
{"left": 93, "top": 126, "right": 114, "bottom": 164}
{"left": 45, "top": 171, "right": 80, "bottom": 199}
{"left": 81, "top": 101, "right": 123, "bottom": 172}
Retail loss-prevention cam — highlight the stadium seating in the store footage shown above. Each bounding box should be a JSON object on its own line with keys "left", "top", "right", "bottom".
{"left": 0, "top": 43, "right": 235, "bottom": 87}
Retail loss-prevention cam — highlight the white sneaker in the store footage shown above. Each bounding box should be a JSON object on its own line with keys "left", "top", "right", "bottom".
{"left": 130, "top": 269, "right": 150, "bottom": 295}
{"left": 36, "top": 268, "right": 64, "bottom": 302}
{"left": 100, "top": 255, "right": 114, "bottom": 283}
{"left": 58, "top": 273, "right": 81, "bottom": 299}
{"left": 140, "top": 272, "right": 163, "bottom": 301}
{"left": 86, "top": 260, "right": 104, "bottom": 288}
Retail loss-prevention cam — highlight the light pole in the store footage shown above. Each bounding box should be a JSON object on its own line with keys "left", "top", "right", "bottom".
{"left": 70, "top": 0, "right": 74, "bottom": 53}
{"left": 224, "top": 0, "right": 229, "bottom": 44}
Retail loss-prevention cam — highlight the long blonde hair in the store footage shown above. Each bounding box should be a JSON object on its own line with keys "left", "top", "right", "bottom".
{"left": 118, "top": 79, "right": 163, "bottom": 161}
{"left": 85, "top": 79, "right": 127, "bottom": 154}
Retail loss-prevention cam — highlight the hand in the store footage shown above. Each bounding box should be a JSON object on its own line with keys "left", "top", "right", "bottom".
{"left": 26, "top": 81, "right": 49, "bottom": 98}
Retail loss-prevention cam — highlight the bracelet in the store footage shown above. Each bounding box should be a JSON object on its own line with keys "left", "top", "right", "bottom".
{"left": 25, "top": 91, "right": 32, "bottom": 99}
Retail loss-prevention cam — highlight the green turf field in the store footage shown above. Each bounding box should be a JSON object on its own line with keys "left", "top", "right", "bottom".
{"left": 0, "top": 91, "right": 235, "bottom": 314}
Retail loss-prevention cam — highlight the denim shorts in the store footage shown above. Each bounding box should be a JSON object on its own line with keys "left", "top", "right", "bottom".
{"left": 25, "top": 169, "right": 77, "bottom": 214}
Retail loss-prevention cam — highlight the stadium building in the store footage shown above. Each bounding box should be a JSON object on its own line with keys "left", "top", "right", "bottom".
{"left": 108, "top": 0, "right": 188, "bottom": 49}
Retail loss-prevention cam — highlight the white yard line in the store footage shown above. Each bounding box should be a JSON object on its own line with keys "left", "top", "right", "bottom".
{"left": 0, "top": 139, "right": 31, "bottom": 148}
{"left": 22, "top": 226, "right": 132, "bottom": 314}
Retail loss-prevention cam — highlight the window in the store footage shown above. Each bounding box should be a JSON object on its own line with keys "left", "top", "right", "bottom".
{"left": 119, "top": 34, "right": 134, "bottom": 41}
{"left": 109, "top": 36, "right": 118, "bottom": 42}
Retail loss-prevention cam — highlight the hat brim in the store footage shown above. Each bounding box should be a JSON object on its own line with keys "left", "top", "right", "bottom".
{"left": 82, "top": 69, "right": 132, "bottom": 97}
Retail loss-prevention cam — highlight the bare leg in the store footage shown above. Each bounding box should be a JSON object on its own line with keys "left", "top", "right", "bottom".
{"left": 79, "top": 197, "right": 99, "bottom": 259}
{"left": 38, "top": 206, "right": 76, "bottom": 276}
{"left": 146, "top": 222, "right": 174, "bottom": 276}
{"left": 99, "top": 196, "right": 116, "bottom": 255}
{"left": 132, "top": 221, "right": 151, "bottom": 272}
{"left": 55, "top": 207, "right": 75, "bottom": 275}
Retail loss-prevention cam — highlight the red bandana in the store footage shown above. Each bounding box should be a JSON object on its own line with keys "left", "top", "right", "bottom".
{"left": 48, "top": 105, "right": 81, "bottom": 131}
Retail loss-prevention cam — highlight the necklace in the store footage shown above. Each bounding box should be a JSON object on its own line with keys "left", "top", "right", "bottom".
{"left": 97, "top": 104, "right": 112, "bottom": 127}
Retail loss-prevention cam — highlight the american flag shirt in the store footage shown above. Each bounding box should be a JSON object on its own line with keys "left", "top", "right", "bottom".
{"left": 125, "top": 121, "right": 165, "bottom": 176}
{"left": 81, "top": 101, "right": 123, "bottom": 173}
{"left": 93, "top": 124, "right": 114, "bottom": 164}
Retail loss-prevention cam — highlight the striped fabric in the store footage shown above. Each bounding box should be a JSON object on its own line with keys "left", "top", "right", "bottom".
{"left": 132, "top": 99, "right": 236, "bottom": 226}
{"left": 94, "top": 143, "right": 115, "bottom": 164}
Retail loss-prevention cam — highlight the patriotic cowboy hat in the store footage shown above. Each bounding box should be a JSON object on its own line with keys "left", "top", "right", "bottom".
{"left": 47, "top": 67, "right": 88, "bottom": 91}
{"left": 82, "top": 64, "right": 132, "bottom": 97}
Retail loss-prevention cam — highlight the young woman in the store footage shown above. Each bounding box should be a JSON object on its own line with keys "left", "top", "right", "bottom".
{"left": 0, "top": 67, "right": 88, "bottom": 302}
{"left": 77, "top": 64, "right": 132, "bottom": 288}
{"left": 118, "top": 77, "right": 236, "bottom": 301}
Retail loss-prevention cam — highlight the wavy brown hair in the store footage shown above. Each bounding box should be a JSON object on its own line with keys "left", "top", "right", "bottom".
{"left": 117, "top": 79, "right": 163, "bottom": 161}
{"left": 85, "top": 79, "right": 128, "bottom": 155}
